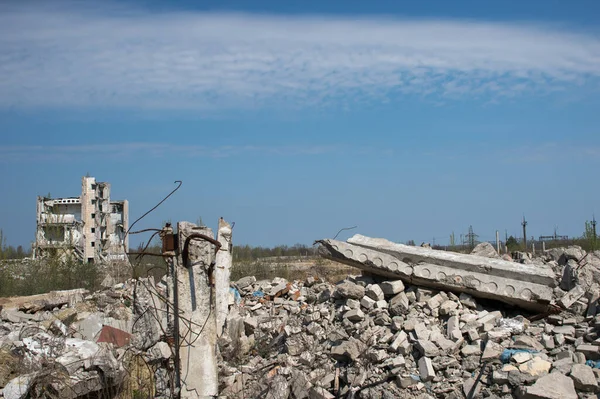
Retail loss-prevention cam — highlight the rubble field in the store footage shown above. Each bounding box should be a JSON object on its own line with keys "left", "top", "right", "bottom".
{"left": 1, "top": 242, "right": 600, "bottom": 399}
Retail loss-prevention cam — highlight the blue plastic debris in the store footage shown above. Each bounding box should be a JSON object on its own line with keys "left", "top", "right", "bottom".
{"left": 252, "top": 290, "right": 265, "bottom": 298}
{"left": 229, "top": 287, "right": 242, "bottom": 304}
{"left": 586, "top": 360, "right": 600, "bottom": 369}
{"left": 499, "top": 348, "right": 537, "bottom": 363}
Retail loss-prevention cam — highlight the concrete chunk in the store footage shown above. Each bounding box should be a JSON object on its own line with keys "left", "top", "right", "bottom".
{"left": 577, "top": 344, "right": 600, "bottom": 360}
{"left": 481, "top": 341, "right": 503, "bottom": 361}
{"left": 418, "top": 357, "right": 435, "bottom": 382}
{"left": 447, "top": 316, "right": 462, "bottom": 341}
{"left": 344, "top": 309, "right": 365, "bottom": 322}
{"left": 416, "top": 340, "right": 440, "bottom": 357}
{"left": 380, "top": 280, "right": 405, "bottom": 296}
{"left": 461, "top": 344, "right": 481, "bottom": 357}
{"left": 559, "top": 286, "right": 586, "bottom": 310}
{"left": 389, "top": 292, "right": 410, "bottom": 316}
{"left": 309, "top": 386, "right": 335, "bottom": 399}
{"left": 365, "top": 284, "right": 385, "bottom": 301}
{"left": 553, "top": 325, "right": 575, "bottom": 336}
{"left": 360, "top": 296, "right": 376, "bottom": 310}
{"left": 520, "top": 373, "right": 577, "bottom": 399}
{"left": 570, "top": 364, "right": 598, "bottom": 392}
{"left": 336, "top": 282, "right": 365, "bottom": 300}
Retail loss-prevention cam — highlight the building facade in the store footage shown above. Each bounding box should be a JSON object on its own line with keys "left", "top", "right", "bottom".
{"left": 35, "top": 176, "right": 129, "bottom": 263}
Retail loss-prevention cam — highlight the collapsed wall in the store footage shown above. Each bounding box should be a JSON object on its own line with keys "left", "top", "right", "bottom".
{"left": 317, "top": 234, "right": 556, "bottom": 312}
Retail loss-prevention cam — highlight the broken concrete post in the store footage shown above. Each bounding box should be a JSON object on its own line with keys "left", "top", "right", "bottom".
{"left": 318, "top": 234, "right": 556, "bottom": 312}
{"left": 215, "top": 218, "right": 233, "bottom": 338}
{"left": 177, "top": 221, "right": 218, "bottom": 398}
{"left": 496, "top": 231, "right": 500, "bottom": 255}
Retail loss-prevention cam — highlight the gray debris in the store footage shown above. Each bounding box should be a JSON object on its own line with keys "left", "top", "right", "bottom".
{"left": 470, "top": 242, "right": 500, "bottom": 258}
{"left": 569, "top": 364, "right": 598, "bottom": 392}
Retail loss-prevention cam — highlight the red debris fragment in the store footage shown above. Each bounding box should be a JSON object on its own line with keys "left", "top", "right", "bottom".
{"left": 96, "top": 325, "right": 131, "bottom": 348}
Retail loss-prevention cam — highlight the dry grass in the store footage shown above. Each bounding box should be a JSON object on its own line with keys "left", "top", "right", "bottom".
{"left": 231, "top": 256, "right": 358, "bottom": 283}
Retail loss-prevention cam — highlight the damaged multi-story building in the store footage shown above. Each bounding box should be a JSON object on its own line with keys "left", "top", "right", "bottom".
{"left": 34, "top": 176, "right": 129, "bottom": 263}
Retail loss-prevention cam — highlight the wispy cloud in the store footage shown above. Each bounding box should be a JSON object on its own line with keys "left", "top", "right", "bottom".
{"left": 0, "top": 143, "right": 339, "bottom": 162}
{"left": 1, "top": 2, "right": 599, "bottom": 110}
{"left": 502, "top": 142, "right": 600, "bottom": 164}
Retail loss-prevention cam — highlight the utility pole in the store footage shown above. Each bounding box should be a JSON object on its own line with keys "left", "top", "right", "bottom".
{"left": 450, "top": 232, "right": 455, "bottom": 247}
{"left": 592, "top": 215, "right": 597, "bottom": 251}
{"left": 496, "top": 230, "right": 500, "bottom": 255}
{"left": 522, "top": 216, "right": 528, "bottom": 252}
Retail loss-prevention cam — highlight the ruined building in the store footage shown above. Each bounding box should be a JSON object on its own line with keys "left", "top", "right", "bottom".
{"left": 34, "top": 176, "right": 129, "bottom": 263}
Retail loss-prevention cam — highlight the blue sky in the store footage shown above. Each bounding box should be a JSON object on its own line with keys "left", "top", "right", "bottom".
{"left": 1, "top": 0, "right": 599, "bottom": 249}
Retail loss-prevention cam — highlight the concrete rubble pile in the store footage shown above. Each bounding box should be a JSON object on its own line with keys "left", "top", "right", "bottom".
{"left": 0, "top": 277, "right": 172, "bottom": 399}
{"left": 219, "top": 239, "right": 600, "bottom": 399}
{"left": 3, "top": 230, "right": 600, "bottom": 399}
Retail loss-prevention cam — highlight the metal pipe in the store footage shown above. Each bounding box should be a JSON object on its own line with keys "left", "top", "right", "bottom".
{"left": 172, "top": 256, "right": 182, "bottom": 397}
{"left": 181, "top": 233, "right": 222, "bottom": 266}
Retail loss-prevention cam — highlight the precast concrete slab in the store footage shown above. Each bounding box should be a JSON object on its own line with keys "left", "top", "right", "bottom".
{"left": 411, "top": 263, "right": 553, "bottom": 311}
{"left": 318, "top": 237, "right": 555, "bottom": 312}
{"left": 317, "top": 239, "right": 413, "bottom": 279}
{"left": 347, "top": 234, "right": 556, "bottom": 287}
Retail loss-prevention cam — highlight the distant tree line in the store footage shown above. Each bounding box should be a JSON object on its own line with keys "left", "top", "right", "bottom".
{"left": 233, "top": 244, "right": 317, "bottom": 263}
{"left": 0, "top": 229, "right": 30, "bottom": 260}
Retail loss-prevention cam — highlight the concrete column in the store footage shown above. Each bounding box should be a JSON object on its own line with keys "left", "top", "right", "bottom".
{"left": 177, "top": 221, "right": 218, "bottom": 398}
{"left": 532, "top": 243, "right": 536, "bottom": 255}
{"left": 542, "top": 241, "right": 546, "bottom": 252}
{"left": 215, "top": 218, "right": 233, "bottom": 337}
{"left": 496, "top": 231, "right": 500, "bottom": 255}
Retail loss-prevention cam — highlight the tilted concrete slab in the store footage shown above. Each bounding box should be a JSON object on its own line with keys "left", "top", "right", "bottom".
{"left": 318, "top": 235, "right": 556, "bottom": 312}
{"left": 347, "top": 234, "right": 556, "bottom": 286}
{"left": 317, "top": 239, "right": 413, "bottom": 279}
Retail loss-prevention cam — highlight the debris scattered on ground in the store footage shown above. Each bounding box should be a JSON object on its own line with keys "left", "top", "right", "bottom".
{"left": 2, "top": 243, "right": 600, "bottom": 398}
{"left": 219, "top": 243, "right": 600, "bottom": 399}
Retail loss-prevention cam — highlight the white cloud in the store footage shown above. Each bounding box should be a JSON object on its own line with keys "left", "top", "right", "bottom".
{"left": 0, "top": 143, "right": 338, "bottom": 162}
{"left": 502, "top": 141, "right": 600, "bottom": 164}
{"left": 0, "top": 2, "right": 599, "bottom": 110}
